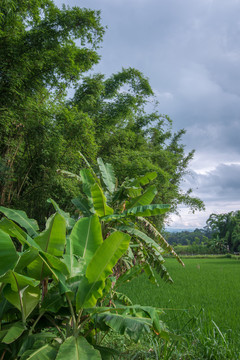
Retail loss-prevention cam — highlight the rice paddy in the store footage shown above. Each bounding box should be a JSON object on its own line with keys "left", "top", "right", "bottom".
{"left": 119, "top": 257, "right": 240, "bottom": 341}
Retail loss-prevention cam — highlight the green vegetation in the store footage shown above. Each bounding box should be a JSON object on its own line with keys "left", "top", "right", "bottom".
{"left": 118, "top": 257, "right": 240, "bottom": 359}
{"left": 206, "top": 211, "right": 240, "bottom": 253}
{"left": 165, "top": 210, "right": 240, "bottom": 255}
{"left": 0, "top": 0, "right": 204, "bottom": 227}
{"left": 1, "top": 1, "right": 239, "bottom": 359}
{"left": 0, "top": 158, "right": 183, "bottom": 359}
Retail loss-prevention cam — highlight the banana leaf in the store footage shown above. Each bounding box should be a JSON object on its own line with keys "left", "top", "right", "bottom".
{"left": 71, "top": 196, "right": 92, "bottom": 216}
{"left": 0, "top": 218, "right": 41, "bottom": 249}
{"left": 0, "top": 229, "right": 19, "bottom": 276}
{"left": 0, "top": 206, "right": 39, "bottom": 238}
{"left": 34, "top": 213, "right": 66, "bottom": 257}
{"left": 68, "top": 215, "right": 103, "bottom": 273}
{"left": 101, "top": 204, "right": 170, "bottom": 221}
{"left": 47, "top": 198, "right": 76, "bottom": 229}
{"left": 3, "top": 284, "right": 40, "bottom": 319}
{"left": 126, "top": 185, "right": 158, "bottom": 208}
{"left": 97, "top": 158, "right": 116, "bottom": 194}
{"left": 20, "top": 344, "right": 57, "bottom": 360}
{"left": 76, "top": 231, "right": 130, "bottom": 310}
{"left": 2, "top": 322, "right": 25, "bottom": 344}
{"left": 91, "top": 183, "right": 114, "bottom": 217}
{"left": 130, "top": 172, "right": 157, "bottom": 186}
{"left": 56, "top": 336, "right": 101, "bottom": 360}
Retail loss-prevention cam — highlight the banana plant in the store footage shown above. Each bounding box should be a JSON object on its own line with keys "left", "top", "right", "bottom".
{"left": 59, "top": 152, "right": 184, "bottom": 288}
{"left": 0, "top": 202, "right": 172, "bottom": 359}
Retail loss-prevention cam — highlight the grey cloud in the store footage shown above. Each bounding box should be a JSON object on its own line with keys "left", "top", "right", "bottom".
{"left": 185, "top": 163, "right": 240, "bottom": 202}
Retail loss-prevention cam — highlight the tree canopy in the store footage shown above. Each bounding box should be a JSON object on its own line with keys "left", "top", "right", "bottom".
{"left": 206, "top": 211, "right": 240, "bottom": 253}
{"left": 0, "top": 0, "right": 204, "bottom": 227}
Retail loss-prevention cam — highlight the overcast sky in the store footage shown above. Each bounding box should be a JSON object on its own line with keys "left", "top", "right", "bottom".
{"left": 56, "top": 0, "right": 240, "bottom": 229}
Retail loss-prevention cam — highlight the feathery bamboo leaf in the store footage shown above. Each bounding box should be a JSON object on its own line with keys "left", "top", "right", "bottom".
{"left": 57, "top": 169, "right": 81, "bottom": 182}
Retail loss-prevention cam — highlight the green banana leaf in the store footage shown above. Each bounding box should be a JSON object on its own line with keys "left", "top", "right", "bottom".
{"left": 101, "top": 204, "right": 170, "bottom": 221}
{"left": 80, "top": 168, "right": 96, "bottom": 199}
{"left": 55, "top": 336, "right": 101, "bottom": 360}
{"left": 123, "top": 204, "right": 170, "bottom": 216}
{"left": 115, "top": 265, "right": 143, "bottom": 288}
{"left": 34, "top": 213, "right": 66, "bottom": 257}
{"left": 91, "top": 183, "right": 114, "bottom": 217}
{"left": 41, "top": 286, "right": 66, "bottom": 313}
{"left": 40, "top": 252, "right": 69, "bottom": 276}
{"left": 0, "top": 271, "right": 39, "bottom": 291}
{"left": 126, "top": 185, "right": 158, "bottom": 209}
{"left": 0, "top": 229, "right": 19, "bottom": 276}
{"left": 97, "top": 158, "right": 116, "bottom": 194}
{"left": 0, "top": 297, "right": 13, "bottom": 321}
{"left": 92, "top": 304, "right": 165, "bottom": 340}
{"left": 130, "top": 172, "right": 157, "bottom": 186}
{"left": 0, "top": 206, "right": 39, "bottom": 238}
{"left": 71, "top": 196, "right": 92, "bottom": 216}
{"left": 76, "top": 231, "right": 130, "bottom": 310}
{"left": 2, "top": 321, "right": 25, "bottom": 344}
{"left": 79, "top": 151, "right": 97, "bottom": 178}
{"left": 117, "top": 226, "right": 164, "bottom": 256}
{"left": 112, "top": 291, "right": 133, "bottom": 306}
{"left": 0, "top": 217, "right": 28, "bottom": 240}
{"left": 27, "top": 214, "right": 67, "bottom": 280}
{"left": 0, "top": 218, "right": 41, "bottom": 249}
{"left": 138, "top": 217, "right": 184, "bottom": 266}
{"left": 14, "top": 248, "right": 39, "bottom": 273}
{"left": 3, "top": 284, "right": 40, "bottom": 319}
{"left": 20, "top": 344, "right": 57, "bottom": 360}
{"left": 63, "top": 252, "right": 86, "bottom": 278}
{"left": 143, "top": 263, "right": 159, "bottom": 286}
{"left": 69, "top": 215, "right": 103, "bottom": 270}
{"left": 47, "top": 199, "right": 76, "bottom": 229}
{"left": 27, "top": 250, "right": 69, "bottom": 281}
{"left": 95, "top": 312, "right": 152, "bottom": 342}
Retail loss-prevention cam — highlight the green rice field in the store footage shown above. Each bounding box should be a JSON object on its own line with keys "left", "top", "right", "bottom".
{"left": 119, "top": 257, "right": 240, "bottom": 341}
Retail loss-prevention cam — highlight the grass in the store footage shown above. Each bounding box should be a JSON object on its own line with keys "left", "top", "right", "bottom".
{"left": 115, "top": 257, "right": 240, "bottom": 359}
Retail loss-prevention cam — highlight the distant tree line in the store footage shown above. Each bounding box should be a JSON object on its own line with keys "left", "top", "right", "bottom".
{"left": 206, "top": 210, "right": 240, "bottom": 253}
{"left": 165, "top": 228, "right": 211, "bottom": 246}
{"left": 165, "top": 210, "right": 240, "bottom": 254}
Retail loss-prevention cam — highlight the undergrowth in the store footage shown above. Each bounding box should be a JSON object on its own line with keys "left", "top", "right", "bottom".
{"left": 103, "top": 309, "right": 240, "bottom": 359}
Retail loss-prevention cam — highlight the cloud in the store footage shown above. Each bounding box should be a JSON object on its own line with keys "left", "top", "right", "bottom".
{"left": 171, "top": 163, "right": 240, "bottom": 228}
{"left": 195, "top": 163, "right": 240, "bottom": 200}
